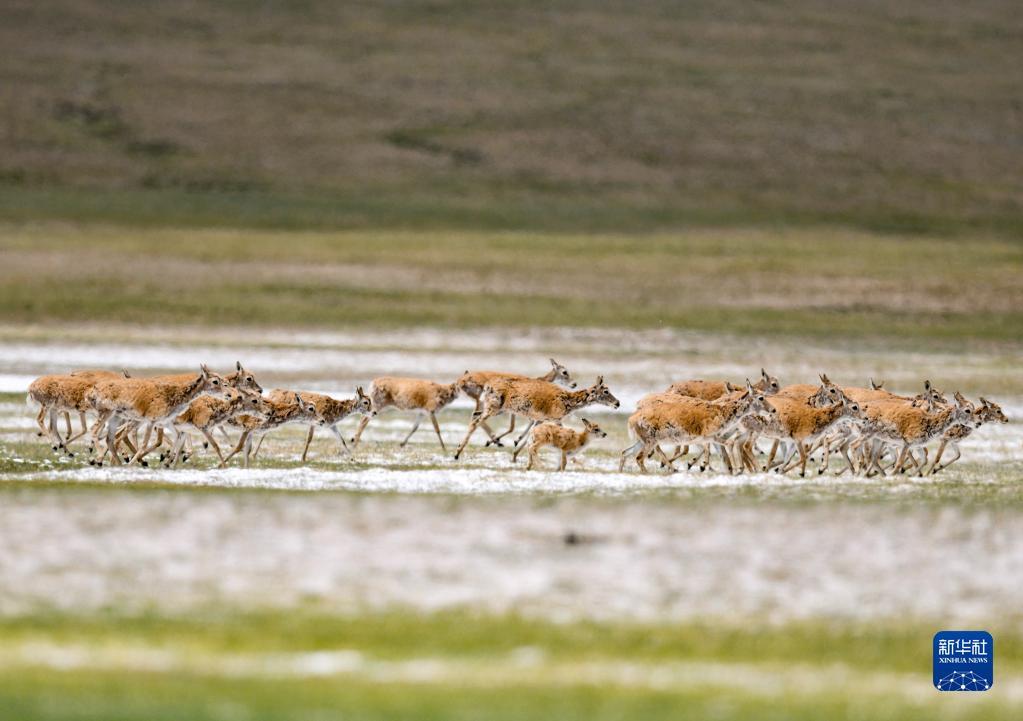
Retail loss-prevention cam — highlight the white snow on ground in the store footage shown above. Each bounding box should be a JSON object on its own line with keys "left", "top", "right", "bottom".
{"left": 0, "top": 486, "right": 1020, "bottom": 627}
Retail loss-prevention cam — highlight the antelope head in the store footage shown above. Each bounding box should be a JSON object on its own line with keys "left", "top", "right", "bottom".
{"left": 585, "top": 376, "right": 620, "bottom": 409}
{"left": 760, "top": 368, "right": 780, "bottom": 394}
{"left": 199, "top": 364, "right": 229, "bottom": 397}
{"left": 550, "top": 358, "right": 576, "bottom": 388}
{"left": 978, "top": 397, "right": 1008, "bottom": 424}
{"left": 580, "top": 418, "right": 607, "bottom": 439}
{"left": 234, "top": 361, "right": 263, "bottom": 394}
{"left": 355, "top": 386, "right": 375, "bottom": 416}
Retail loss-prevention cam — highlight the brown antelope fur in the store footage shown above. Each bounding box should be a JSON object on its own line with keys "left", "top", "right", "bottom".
{"left": 773, "top": 373, "right": 842, "bottom": 406}
{"left": 843, "top": 379, "right": 945, "bottom": 410}
{"left": 664, "top": 368, "right": 779, "bottom": 401}
{"left": 351, "top": 377, "right": 461, "bottom": 452}
{"left": 762, "top": 391, "right": 865, "bottom": 476}
{"left": 87, "top": 365, "right": 229, "bottom": 466}
{"left": 267, "top": 387, "right": 373, "bottom": 461}
{"left": 620, "top": 381, "right": 774, "bottom": 474}
{"left": 168, "top": 388, "right": 271, "bottom": 467}
{"left": 926, "top": 394, "right": 1006, "bottom": 474}
{"left": 860, "top": 392, "right": 975, "bottom": 475}
{"left": 455, "top": 376, "right": 620, "bottom": 460}
{"left": 28, "top": 369, "right": 131, "bottom": 455}
{"left": 520, "top": 419, "right": 606, "bottom": 471}
{"left": 151, "top": 362, "right": 263, "bottom": 394}
{"left": 223, "top": 393, "right": 320, "bottom": 468}
{"left": 456, "top": 358, "right": 575, "bottom": 446}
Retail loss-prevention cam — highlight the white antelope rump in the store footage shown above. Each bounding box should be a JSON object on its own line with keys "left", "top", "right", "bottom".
{"left": 454, "top": 376, "right": 620, "bottom": 460}
{"left": 620, "top": 380, "right": 774, "bottom": 473}
{"left": 222, "top": 393, "right": 320, "bottom": 468}
{"left": 86, "top": 365, "right": 230, "bottom": 465}
{"left": 351, "top": 377, "right": 460, "bottom": 452}
{"left": 519, "top": 418, "right": 606, "bottom": 471}
{"left": 266, "top": 387, "right": 373, "bottom": 461}
{"left": 456, "top": 358, "right": 576, "bottom": 446}
{"left": 166, "top": 388, "right": 271, "bottom": 467}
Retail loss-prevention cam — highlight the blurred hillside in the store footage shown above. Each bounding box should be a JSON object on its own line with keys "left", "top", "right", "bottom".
{"left": 1, "top": 0, "right": 1021, "bottom": 233}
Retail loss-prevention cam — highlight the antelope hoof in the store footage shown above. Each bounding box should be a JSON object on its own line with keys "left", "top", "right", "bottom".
{"left": 203, "top": 442, "right": 209, "bottom": 449}
{"left": 141, "top": 460, "right": 148, "bottom": 468}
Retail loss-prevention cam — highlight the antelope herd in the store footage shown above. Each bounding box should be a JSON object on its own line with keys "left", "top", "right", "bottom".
{"left": 25, "top": 359, "right": 1007, "bottom": 476}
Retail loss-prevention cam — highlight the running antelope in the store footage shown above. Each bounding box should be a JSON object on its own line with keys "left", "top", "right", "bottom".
{"left": 222, "top": 393, "right": 320, "bottom": 468}
{"left": 860, "top": 393, "right": 976, "bottom": 475}
{"left": 620, "top": 381, "right": 774, "bottom": 473}
{"left": 843, "top": 379, "right": 945, "bottom": 410}
{"left": 267, "top": 387, "right": 373, "bottom": 461}
{"left": 928, "top": 396, "right": 1007, "bottom": 474}
{"left": 28, "top": 369, "right": 129, "bottom": 456}
{"left": 351, "top": 377, "right": 461, "bottom": 452}
{"left": 520, "top": 419, "right": 606, "bottom": 471}
{"left": 457, "top": 358, "right": 575, "bottom": 446}
{"left": 664, "top": 368, "right": 779, "bottom": 401}
{"left": 455, "top": 376, "right": 620, "bottom": 460}
{"left": 760, "top": 391, "right": 866, "bottom": 476}
{"left": 166, "top": 388, "right": 271, "bottom": 467}
{"left": 86, "top": 365, "right": 229, "bottom": 465}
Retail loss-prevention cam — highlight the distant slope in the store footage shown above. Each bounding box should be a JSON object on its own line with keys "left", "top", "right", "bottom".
{"left": 1, "top": 0, "right": 1021, "bottom": 232}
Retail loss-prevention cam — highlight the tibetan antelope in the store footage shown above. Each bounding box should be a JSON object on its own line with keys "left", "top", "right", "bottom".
{"left": 520, "top": 419, "right": 606, "bottom": 471}
{"left": 166, "top": 388, "right": 271, "bottom": 467}
{"left": 266, "top": 387, "right": 373, "bottom": 461}
{"left": 843, "top": 379, "right": 945, "bottom": 410}
{"left": 664, "top": 368, "right": 779, "bottom": 401}
{"left": 28, "top": 369, "right": 130, "bottom": 456}
{"left": 351, "top": 377, "right": 460, "bottom": 452}
{"left": 860, "top": 393, "right": 976, "bottom": 475}
{"left": 620, "top": 380, "right": 773, "bottom": 473}
{"left": 455, "top": 376, "right": 619, "bottom": 460}
{"left": 928, "top": 396, "right": 1007, "bottom": 474}
{"left": 86, "top": 365, "right": 229, "bottom": 465}
{"left": 456, "top": 358, "right": 575, "bottom": 446}
{"left": 759, "top": 390, "right": 866, "bottom": 476}
{"left": 222, "top": 393, "right": 320, "bottom": 468}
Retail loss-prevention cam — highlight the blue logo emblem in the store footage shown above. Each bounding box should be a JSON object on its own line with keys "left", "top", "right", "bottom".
{"left": 934, "top": 631, "right": 993, "bottom": 691}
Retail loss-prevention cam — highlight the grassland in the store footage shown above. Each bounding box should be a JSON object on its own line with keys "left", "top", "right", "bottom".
{"left": 1, "top": 610, "right": 1019, "bottom": 721}
{"left": 1, "top": 0, "right": 1021, "bottom": 234}
{"left": 3, "top": 223, "right": 1021, "bottom": 343}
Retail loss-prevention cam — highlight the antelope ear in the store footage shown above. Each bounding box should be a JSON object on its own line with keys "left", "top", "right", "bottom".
{"left": 122, "top": 368, "right": 131, "bottom": 378}
{"left": 745, "top": 378, "right": 754, "bottom": 392}
{"left": 820, "top": 372, "right": 830, "bottom": 384}
{"left": 596, "top": 375, "right": 604, "bottom": 385}
{"left": 356, "top": 386, "right": 365, "bottom": 396}
{"left": 294, "top": 393, "right": 303, "bottom": 405}
{"left": 236, "top": 361, "right": 243, "bottom": 371}
{"left": 761, "top": 368, "right": 768, "bottom": 380}
{"left": 550, "top": 358, "right": 558, "bottom": 366}
{"left": 200, "top": 364, "right": 210, "bottom": 378}
{"left": 979, "top": 396, "right": 990, "bottom": 406}
{"left": 924, "top": 379, "right": 932, "bottom": 390}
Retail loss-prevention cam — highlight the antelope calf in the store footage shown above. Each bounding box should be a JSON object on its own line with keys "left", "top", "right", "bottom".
{"left": 267, "top": 387, "right": 373, "bottom": 461}
{"left": 223, "top": 393, "right": 320, "bottom": 468}
{"left": 520, "top": 419, "right": 606, "bottom": 471}
{"left": 167, "top": 388, "right": 271, "bottom": 467}
{"left": 351, "top": 377, "right": 460, "bottom": 451}
{"left": 87, "top": 365, "right": 229, "bottom": 465}
{"left": 456, "top": 358, "right": 575, "bottom": 446}
{"left": 454, "top": 376, "right": 620, "bottom": 460}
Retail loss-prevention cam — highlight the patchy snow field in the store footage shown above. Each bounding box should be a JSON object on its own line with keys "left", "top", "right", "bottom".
{"left": 1, "top": 324, "right": 1021, "bottom": 628}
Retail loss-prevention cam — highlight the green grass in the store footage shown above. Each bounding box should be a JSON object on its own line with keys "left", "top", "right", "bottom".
{"left": 1, "top": 610, "right": 1019, "bottom": 721}
{"left": 2, "top": 223, "right": 1021, "bottom": 343}
{"left": 1, "top": 0, "right": 1021, "bottom": 234}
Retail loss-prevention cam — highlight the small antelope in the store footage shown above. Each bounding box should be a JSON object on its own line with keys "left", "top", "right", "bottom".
{"left": 520, "top": 419, "right": 606, "bottom": 471}
{"left": 351, "top": 377, "right": 460, "bottom": 451}
{"left": 454, "top": 376, "right": 620, "bottom": 460}
{"left": 87, "top": 365, "right": 229, "bottom": 465}
{"left": 772, "top": 373, "right": 842, "bottom": 407}
{"left": 152, "top": 362, "right": 263, "bottom": 394}
{"left": 167, "top": 388, "right": 271, "bottom": 467}
{"left": 267, "top": 387, "right": 373, "bottom": 461}
{"left": 456, "top": 358, "right": 575, "bottom": 446}
{"left": 843, "top": 379, "right": 945, "bottom": 411}
{"left": 223, "top": 393, "right": 320, "bottom": 468}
